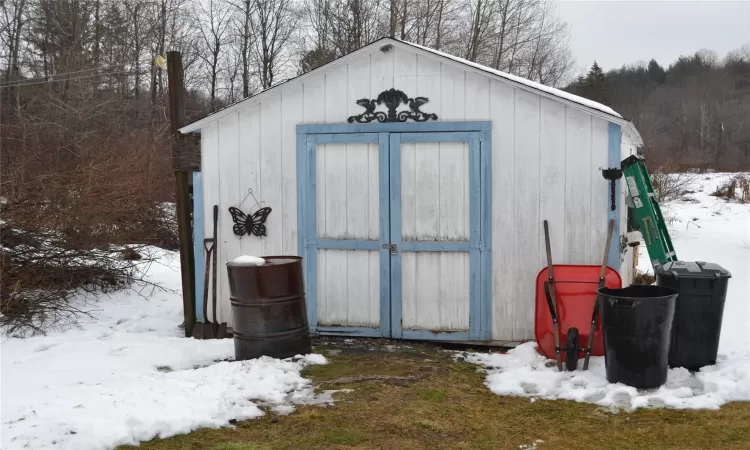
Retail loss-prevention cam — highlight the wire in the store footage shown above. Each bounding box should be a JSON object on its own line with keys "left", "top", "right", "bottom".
{"left": 0, "top": 67, "right": 102, "bottom": 86}
{"left": 0, "top": 69, "right": 140, "bottom": 89}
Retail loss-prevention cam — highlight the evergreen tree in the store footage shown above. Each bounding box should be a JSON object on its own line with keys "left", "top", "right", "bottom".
{"left": 647, "top": 59, "right": 666, "bottom": 84}
{"left": 581, "top": 61, "right": 609, "bottom": 105}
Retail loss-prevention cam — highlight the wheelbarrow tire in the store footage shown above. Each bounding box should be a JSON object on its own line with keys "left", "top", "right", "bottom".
{"left": 566, "top": 327, "right": 580, "bottom": 371}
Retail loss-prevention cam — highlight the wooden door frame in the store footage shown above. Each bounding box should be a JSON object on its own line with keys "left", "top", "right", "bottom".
{"left": 296, "top": 121, "right": 493, "bottom": 340}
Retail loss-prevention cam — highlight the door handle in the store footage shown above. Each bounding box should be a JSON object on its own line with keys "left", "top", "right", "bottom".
{"left": 382, "top": 243, "right": 397, "bottom": 255}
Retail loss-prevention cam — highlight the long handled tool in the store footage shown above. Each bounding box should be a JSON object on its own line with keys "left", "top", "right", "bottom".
{"left": 192, "top": 208, "right": 216, "bottom": 339}
{"left": 209, "top": 205, "right": 228, "bottom": 338}
{"left": 582, "top": 218, "right": 615, "bottom": 370}
{"left": 543, "top": 220, "right": 563, "bottom": 371}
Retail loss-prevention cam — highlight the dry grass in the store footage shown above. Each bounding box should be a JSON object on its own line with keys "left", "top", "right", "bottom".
{"left": 119, "top": 339, "right": 750, "bottom": 450}
{"left": 633, "top": 270, "right": 656, "bottom": 285}
{"left": 711, "top": 174, "right": 750, "bottom": 203}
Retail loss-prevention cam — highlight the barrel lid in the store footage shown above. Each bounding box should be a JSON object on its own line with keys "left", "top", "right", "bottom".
{"left": 228, "top": 255, "right": 266, "bottom": 267}
{"left": 656, "top": 261, "right": 731, "bottom": 279}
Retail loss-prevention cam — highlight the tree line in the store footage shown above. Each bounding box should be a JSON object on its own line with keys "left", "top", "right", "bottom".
{"left": 0, "top": 0, "right": 575, "bottom": 333}
{"left": 567, "top": 46, "right": 750, "bottom": 171}
{"left": 0, "top": 0, "right": 575, "bottom": 113}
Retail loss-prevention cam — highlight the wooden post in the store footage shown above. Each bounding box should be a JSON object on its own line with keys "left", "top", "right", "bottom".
{"left": 167, "top": 51, "right": 196, "bottom": 337}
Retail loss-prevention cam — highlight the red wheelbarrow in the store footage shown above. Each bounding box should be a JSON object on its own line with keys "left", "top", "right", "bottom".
{"left": 534, "top": 264, "right": 622, "bottom": 368}
{"left": 536, "top": 219, "right": 622, "bottom": 371}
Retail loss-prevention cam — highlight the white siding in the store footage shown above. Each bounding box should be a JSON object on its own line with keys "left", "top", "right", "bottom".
{"left": 200, "top": 44, "right": 625, "bottom": 336}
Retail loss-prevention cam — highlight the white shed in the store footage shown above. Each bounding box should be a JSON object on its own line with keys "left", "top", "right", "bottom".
{"left": 180, "top": 38, "right": 643, "bottom": 343}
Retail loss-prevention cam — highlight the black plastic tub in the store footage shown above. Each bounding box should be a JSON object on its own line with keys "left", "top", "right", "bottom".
{"left": 598, "top": 285, "right": 678, "bottom": 389}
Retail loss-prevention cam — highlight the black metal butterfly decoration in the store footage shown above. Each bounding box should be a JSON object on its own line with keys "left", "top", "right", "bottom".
{"left": 228, "top": 206, "right": 272, "bottom": 237}
{"left": 228, "top": 188, "right": 272, "bottom": 237}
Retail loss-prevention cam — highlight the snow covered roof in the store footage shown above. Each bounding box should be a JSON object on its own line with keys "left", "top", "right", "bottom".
{"left": 399, "top": 40, "right": 621, "bottom": 119}
{"left": 180, "top": 38, "right": 634, "bottom": 137}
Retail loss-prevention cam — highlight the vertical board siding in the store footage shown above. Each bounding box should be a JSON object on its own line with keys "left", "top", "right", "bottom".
{"left": 399, "top": 137, "right": 472, "bottom": 333}
{"left": 303, "top": 73, "right": 325, "bottom": 123}
{"left": 464, "top": 73, "right": 491, "bottom": 121}
{"left": 401, "top": 142, "right": 469, "bottom": 241}
{"left": 317, "top": 143, "right": 379, "bottom": 239}
{"left": 489, "top": 80, "right": 516, "bottom": 339}
{"left": 564, "top": 107, "right": 593, "bottom": 264}
{"left": 281, "top": 85, "right": 303, "bottom": 254}
{"left": 316, "top": 253, "right": 380, "bottom": 327}
{"left": 401, "top": 252, "right": 470, "bottom": 330}
{"left": 539, "top": 98, "right": 567, "bottom": 272}
{"left": 325, "top": 68, "right": 348, "bottom": 123}
{"left": 370, "top": 49, "right": 394, "bottom": 97}
{"left": 440, "top": 63, "right": 466, "bottom": 121}
{"left": 345, "top": 143, "right": 379, "bottom": 240}
{"left": 439, "top": 142, "right": 470, "bottom": 241}
{"left": 416, "top": 55, "right": 441, "bottom": 112}
{"left": 347, "top": 54, "right": 372, "bottom": 119}
{"left": 512, "top": 89, "right": 541, "bottom": 339}
{"left": 238, "top": 104, "right": 262, "bottom": 263}
{"left": 590, "top": 118, "right": 611, "bottom": 265}
{"left": 200, "top": 123, "right": 220, "bottom": 324}
{"left": 198, "top": 44, "right": 627, "bottom": 340}
{"left": 216, "top": 112, "right": 241, "bottom": 325}
{"left": 260, "top": 96, "right": 284, "bottom": 256}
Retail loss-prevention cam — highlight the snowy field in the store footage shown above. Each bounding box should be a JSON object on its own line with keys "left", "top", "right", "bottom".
{"left": 463, "top": 172, "right": 750, "bottom": 411}
{"left": 1, "top": 249, "right": 330, "bottom": 450}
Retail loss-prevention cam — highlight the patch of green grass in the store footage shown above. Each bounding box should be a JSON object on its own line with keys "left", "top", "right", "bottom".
{"left": 123, "top": 341, "right": 750, "bottom": 450}
{"left": 214, "top": 443, "right": 265, "bottom": 450}
{"left": 318, "top": 429, "right": 365, "bottom": 446}
{"left": 418, "top": 388, "right": 445, "bottom": 402}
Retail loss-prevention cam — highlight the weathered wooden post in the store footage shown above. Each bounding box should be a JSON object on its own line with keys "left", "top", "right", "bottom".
{"left": 167, "top": 51, "right": 197, "bottom": 337}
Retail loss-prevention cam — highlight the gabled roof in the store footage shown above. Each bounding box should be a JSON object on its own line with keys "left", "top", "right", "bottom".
{"left": 180, "top": 38, "right": 641, "bottom": 146}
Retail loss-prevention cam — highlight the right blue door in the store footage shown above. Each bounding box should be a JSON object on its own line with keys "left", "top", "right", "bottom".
{"left": 388, "top": 131, "right": 489, "bottom": 341}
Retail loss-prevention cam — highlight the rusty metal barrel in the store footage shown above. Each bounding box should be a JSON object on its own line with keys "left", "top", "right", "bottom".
{"left": 226, "top": 256, "right": 311, "bottom": 360}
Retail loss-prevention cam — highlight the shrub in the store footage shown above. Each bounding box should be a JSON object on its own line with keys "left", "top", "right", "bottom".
{"left": 711, "top": 174, "right": 750, "bottom": 203}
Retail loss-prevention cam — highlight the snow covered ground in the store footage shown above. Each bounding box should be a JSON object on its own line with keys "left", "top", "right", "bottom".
{"left": 1, "top": 249, "right": 329, "bottom": 450}
{"left": 463, "top": 172, "right": 749, "bottom": 411}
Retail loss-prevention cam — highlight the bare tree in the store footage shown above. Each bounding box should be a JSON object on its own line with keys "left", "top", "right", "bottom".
{"left": 195, "top": 0, "right": 232, "bottom": 111}
{"left": 230, "top": 0, "right": 255, "bottom": 98}
{"left": 1, "top": 0, "right": 28, "bottom": 84}
{"left": 250, "top": 0, "right": 296, "bottom": 89}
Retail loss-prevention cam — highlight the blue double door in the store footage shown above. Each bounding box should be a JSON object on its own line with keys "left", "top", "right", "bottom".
{"left": 299, "top": 126, "right": 491, "bottom": 341}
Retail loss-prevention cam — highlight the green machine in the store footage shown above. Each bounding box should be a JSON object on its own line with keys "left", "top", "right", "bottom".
{"left": 621, "top": 155, "right": 677, "bottom": 270}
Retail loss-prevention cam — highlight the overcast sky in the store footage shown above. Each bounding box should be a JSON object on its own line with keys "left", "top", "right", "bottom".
{"left": 557, "top": 0, "right": 750, "bottom": 74}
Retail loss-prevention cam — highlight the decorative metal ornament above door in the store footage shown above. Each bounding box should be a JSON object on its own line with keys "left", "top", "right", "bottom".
{"left": 347, "top": 88, "right": 439, "bottom": 123}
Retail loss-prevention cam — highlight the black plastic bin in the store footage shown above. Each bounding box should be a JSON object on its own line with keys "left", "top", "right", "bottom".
{"left": 227, "top": 256, "right": 311, "bottom": 361}
{"left": 598, "top": 285, "right": 678, "bottom": 389}
{"left": 656, "top": 261, "right": 731, "bottom": 371}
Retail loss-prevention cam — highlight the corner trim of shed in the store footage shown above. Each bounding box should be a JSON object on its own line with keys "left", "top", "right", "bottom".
{"left": 607, "top": 122, "right": 623, "bottom": 271}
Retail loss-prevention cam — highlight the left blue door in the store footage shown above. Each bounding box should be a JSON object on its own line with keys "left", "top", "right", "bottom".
{"left": 302, "top": 133, "right": 391, "bottom": 337}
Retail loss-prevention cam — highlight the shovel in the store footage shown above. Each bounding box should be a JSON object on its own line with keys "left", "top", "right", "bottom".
{"left": 191, "top": 206, "right": 225, "bottom": 339}
{"left": 209, "top": 205, "right": 227, "bottom": 338}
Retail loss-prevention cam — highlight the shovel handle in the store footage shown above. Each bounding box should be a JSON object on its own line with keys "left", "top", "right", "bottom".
{"left": 544, "top": 281, "right": 558, "bottom": 323}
